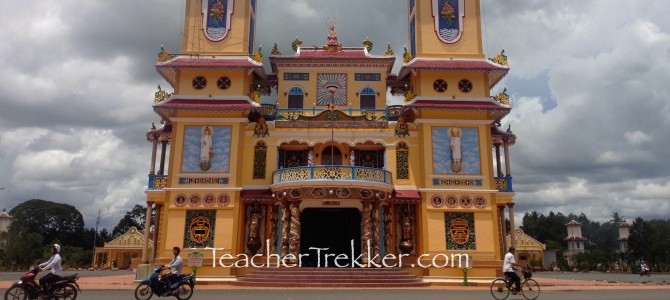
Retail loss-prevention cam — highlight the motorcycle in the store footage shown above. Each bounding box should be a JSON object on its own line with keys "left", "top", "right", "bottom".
{"left": 134, "top": 266, "right": 194, "bottom": 300}
{"left": 640, "top": 266, "right": 651, "bottom": 277}
{"left": 3, "top": 266, "right": 80, "bottom": 300}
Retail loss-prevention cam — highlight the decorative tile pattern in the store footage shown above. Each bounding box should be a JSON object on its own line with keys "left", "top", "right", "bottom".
{"left": 253, "top": 142, "right": 267, "bottom": 179}
{"left": 396, "top": 143, "right": 409, "bottom": 179}
{"left": 432, "top": 178, "right": 482, "bottom": 186}
{"left": 354, "top": 73, "right": 381, "bottom": 81}
{"left": 283, "top": 73, "right": 309, "bottom": 81}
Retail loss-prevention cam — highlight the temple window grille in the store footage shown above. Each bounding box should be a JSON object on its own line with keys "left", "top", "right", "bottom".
{"left": 396, "top": 142, "right": 409, "bottom": 179}
{"left": 253, "top": 141, "right": 267, "bottom": 179}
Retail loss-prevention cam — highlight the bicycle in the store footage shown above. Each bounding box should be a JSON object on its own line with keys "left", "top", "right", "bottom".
{"left": 490, "top": 267, "right": 540, "bottom": 300}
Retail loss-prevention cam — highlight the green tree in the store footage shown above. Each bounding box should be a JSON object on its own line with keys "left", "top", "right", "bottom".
{"left": 111, "top": 204, "right": 146, "bottom": 238}
{"left": 9, "top": 199, "right": 87, "bottom": 248}
{"left": 628, "top": 217, "right": 652, "bottom": 261}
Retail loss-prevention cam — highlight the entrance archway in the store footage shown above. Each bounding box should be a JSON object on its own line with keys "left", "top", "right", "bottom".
{"left": 300, "top": 208, "right": 361, "bottom": 267}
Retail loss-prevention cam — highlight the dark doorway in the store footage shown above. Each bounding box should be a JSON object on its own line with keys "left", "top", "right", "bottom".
{"left": 300, "top": 208, "right": 361, "bottom": 267}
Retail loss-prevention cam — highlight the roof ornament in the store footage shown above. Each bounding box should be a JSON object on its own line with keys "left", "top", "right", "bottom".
{"left": 362, "top": 37, "right": 373, "bottom": 52}
{"left": 251, "top": 45, "right": 263, "bottom": 63}
{"left": 291, "top": 37, "right": 303, "bottom": 52}
{"left": 271, "top": 43, "right": 282, "bottom": 56}
{"left": 489, "top": 49, "right": 508, "bottom": 66}
{"left": 154, "top": 85, "right": 172, "bottom": 103}
{"left": 157, "top": 45, "right": 173, "bottom": 63}
{"left": 324, "top": 17, "right": 342, "bottom": 52}
{"left": 384, "top": 43, "right": 395, "bottom": 56}
{"left": 492, "top": 88, "right": 510, "bottom": 106}
{"left": 403, "top": 45, "right": 413, "bottom": 64}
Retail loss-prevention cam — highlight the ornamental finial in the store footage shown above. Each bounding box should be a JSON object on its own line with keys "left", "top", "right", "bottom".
{"left": 489, "top": 49, "right": 508, "bottom": 66}
{"left": 385, "top": 43, "right": 394, "bottom": 56}
{"left": 492, "top": 88, "right": 510, "bottom": 106}
{"left": 271, "top": 42, "right": 281, "bottom": 56}
{"left": 403, "top": 46, "right": 413, "bottom": 63}
{"left": 291, "top": 37, "right": 303, "bottom": 52}
{"left": 362, "top": 37, "right": 373, "bottom": 52}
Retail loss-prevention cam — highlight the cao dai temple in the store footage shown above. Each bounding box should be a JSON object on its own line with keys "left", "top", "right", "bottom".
{"left": 141, "top": 0, "right": 518, "bottom": 284}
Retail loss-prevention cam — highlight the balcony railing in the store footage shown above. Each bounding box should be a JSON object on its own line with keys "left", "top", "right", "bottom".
{"left": 260, "top": 104, "right": 404, "bottom": 121}
{"left": 272, "top": 165, "right": 393, "bottom": 185}
{"left": 494, "top": 176, "right": 513, "bottom": 192}
{"left": 148, "top": 174, "right": 167, "bottom": 190}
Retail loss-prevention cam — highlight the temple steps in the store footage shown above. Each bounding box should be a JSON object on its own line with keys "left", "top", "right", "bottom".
{"left": 231, "top": 267, "right": 430, "bottom": 287}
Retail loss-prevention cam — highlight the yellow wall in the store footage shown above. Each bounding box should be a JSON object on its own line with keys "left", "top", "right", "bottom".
{"left": 181, "top": 0, "right": 253, "bottom": 55}
{"left": 175, "top": 69, "right": 251, "bottom": 96}
{"left": 413, "top": 71, "right": 490, "bottom": 98}
{"left": 414, "top": 0, "right": 484, "bottom": 58}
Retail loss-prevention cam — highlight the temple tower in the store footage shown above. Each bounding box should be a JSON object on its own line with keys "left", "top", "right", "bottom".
{"left": 618, "top": 219, "right": 631, "bottom": 253}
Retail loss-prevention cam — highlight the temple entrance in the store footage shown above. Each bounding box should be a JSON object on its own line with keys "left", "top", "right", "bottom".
{"left": 300, "top": 208, "right": 361, "bottom": 267}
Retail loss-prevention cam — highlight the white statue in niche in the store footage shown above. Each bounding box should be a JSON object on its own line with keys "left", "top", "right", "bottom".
{"left": 200, "top": 126, "right": 213, "bottom": 170}
{"left": 449, "top": 127, "right": 462, "bottom": 173}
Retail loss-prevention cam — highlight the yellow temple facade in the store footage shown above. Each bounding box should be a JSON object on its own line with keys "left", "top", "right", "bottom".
{"left": 142, "top": 0, "right": 517, "bottom": 280}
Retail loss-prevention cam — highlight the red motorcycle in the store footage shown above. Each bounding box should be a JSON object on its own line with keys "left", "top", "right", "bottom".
{"left": 3, "top": 266, "right": 80, "bottom": 300}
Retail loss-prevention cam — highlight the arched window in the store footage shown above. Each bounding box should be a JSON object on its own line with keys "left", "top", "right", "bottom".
{"left": 359, "top": 87, "right": 376, "bottom": 109}
{"left": 253, "top": 141, "right": 267, "bottom": 179}
{"left": 288, "top": 87, "right": 304, "bottom": 109}
{"left": 321, "top": 146, "right": 342, "bottom": 166}
{"left": 396, "top": 142, "right": 409, "bottom": 179}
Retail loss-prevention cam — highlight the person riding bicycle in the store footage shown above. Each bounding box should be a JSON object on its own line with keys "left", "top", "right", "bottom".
{"left": 503, "top": 247, "right": 522, "bottom": 294}
{"left": 38, "top": 244, "right": 62, "bottom": 291}
{"left": 161, "top": 246, "right": 183, "bottom": 293}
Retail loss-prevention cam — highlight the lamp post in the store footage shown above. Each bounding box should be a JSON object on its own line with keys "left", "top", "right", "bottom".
{"left": 90, "top": 209, "right": 111, "bottom": 269}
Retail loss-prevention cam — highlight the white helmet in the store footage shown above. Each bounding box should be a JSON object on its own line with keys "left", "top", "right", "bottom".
{"left": 53, "top": 244, "right": 61, "bottom": 253}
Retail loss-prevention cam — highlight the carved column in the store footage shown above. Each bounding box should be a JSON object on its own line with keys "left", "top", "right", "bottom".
{"left": 360, "top": 200, "right": 372, "bottom": 266}
{"left": 383, "top": 204, "right": 393, "bottom": 255}
{"left": 158, "top": 140, "right": 168, "bottom": 175}
{"left": 246, "top": 204, "right": 263, "bottom": 255}
{"left": 371, "top": 201, "right": 381, "bottom": 264}
{"left": 269, "top": 204, "right": 278, "bottom": 255}
{"left": 499, "top": 206, "right": 507, "bottom": 256}
{"left": 280, "top": 199, "right": 290, "bottom": 257}
{"left": 150, "top": 139, "right": 158, "bottom": 175}
{"left": 288, "top": 200, "right": 301, "bottom": 261}
{"left": 398, "top": 204, "right": 415, "bottom": 254}
{"left": 508, "top": 203, "right": 516, "bottom": 252}
{"left": 495, "top": 143, "right": 502, "bottom": 177}
{"left": 141, "top": 203, "right": 153, "bottom": 263}
{"left": 503, "top": 141, "right": 512, "bottom": 177}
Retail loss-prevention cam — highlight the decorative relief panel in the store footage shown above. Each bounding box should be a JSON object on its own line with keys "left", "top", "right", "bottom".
{"left": 445, "top": 212, "right": 475, "bottom": 250}
{"left": 432, "top": 178, "right": 482, "bottom": 187}
{"left": 184, "top": 210, "right": 216, "bottom": 248}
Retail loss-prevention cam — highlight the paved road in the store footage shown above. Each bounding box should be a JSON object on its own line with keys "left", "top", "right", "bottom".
{"left": 534, "top": 271, "right": 670, "bottom": 285}
{"left": 40, "top": 289, "right": 670, "bottom": 300}
{"left": 0, "top": 270, "right": 134, "bottom": 281}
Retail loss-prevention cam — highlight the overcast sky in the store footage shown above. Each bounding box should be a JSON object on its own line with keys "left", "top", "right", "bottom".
{"left": 1, "top": 0, "right": 669, "bottom": 230}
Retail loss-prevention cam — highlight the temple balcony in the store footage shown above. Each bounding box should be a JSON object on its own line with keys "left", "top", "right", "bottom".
{"left": 259, "top": 104, "right": 404, "bottom": 121}
{"left": 495, "top": 176, "right": 513, "bottom": 192}
{"left": 271, "top": 165, "right": 394, "bottom": 192}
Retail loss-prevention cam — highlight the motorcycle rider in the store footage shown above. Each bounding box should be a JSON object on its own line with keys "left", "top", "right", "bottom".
{"left": 38, "top": 244, "right": 62, "bottom": 292}
{"left": 640, "top": 260, "right": 649, "bottom": 274}
{"left": 161, "top": 246, "right": 183, "bottom": 293}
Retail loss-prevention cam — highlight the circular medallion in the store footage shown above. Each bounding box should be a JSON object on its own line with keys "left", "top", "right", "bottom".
{"left": 459, "top": 195, "right": 472, "bottom": 208}
{"left": 189, "top": 194, "right": 202, "bottom": 207}
{"left": 431, "top": 195, "right": 444, "bottom": 208}
{"left": 445, "top": 195, "right": 458, "bottom": 208}
{"left": 450, "top": 218, "right": 470, "bottom": 245}
{"left": 359, "top": 189, "right": 373, "bottom": 199}
{"left": 217, "top": 193, "right": 231, "bottom": 207}
{"left": 311, "top": 188, "right": 326, "bottom": 198}
{"left": 174, "top": 194, "right": 187, "bottom": 207}
{"left": 192, "top": 76, "right": 207, "bottom": 90}
{"left": 203, "top": 193, "right": 216, "bottom": 207}
{"left": 216, "top": 76, "right": 231, "bottom": 90}
{"left": 474, "top": 195, "right": 487, "bottom": 209}
{"left": 458, "top": 79, "right": 473, "bottom": 93}
{"left": 433, "top": 79, "right": 448, "bottom": 93}
{"left": 336, "top": 188, "right": 352, "bottom": 199}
